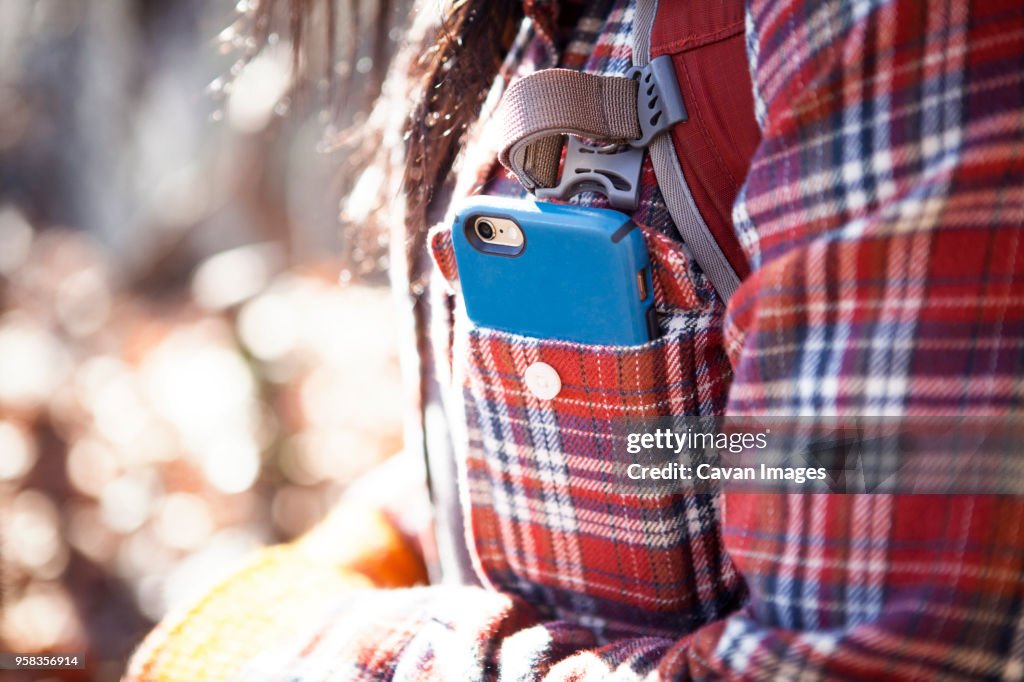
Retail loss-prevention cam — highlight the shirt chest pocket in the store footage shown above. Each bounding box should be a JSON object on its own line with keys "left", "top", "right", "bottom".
{"left": 429, "top": 224, "right": 745, "bottom": 638}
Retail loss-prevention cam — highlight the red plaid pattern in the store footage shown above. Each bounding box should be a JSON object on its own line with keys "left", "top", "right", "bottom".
{"left": 704, "top": 0, "right": 1024, "bottom": 677}
{"left": 174, "top": 0, "right": 1024, "bottom": 679}
{"left": 451, "top": 226, "right": 742, "bottom": 637}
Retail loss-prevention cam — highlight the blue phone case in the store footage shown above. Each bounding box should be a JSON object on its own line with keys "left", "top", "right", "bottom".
{"left": 451, "top": 196, "right": 656, "bottom": 345}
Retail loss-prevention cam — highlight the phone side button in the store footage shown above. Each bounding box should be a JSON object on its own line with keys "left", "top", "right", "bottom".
{"left": 646, "top": 305, "right": 660, "bottom": 340}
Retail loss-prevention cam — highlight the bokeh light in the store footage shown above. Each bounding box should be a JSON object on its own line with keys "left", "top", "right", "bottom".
{"left": 0, "top": 1, "right": 407, "bottom": 679}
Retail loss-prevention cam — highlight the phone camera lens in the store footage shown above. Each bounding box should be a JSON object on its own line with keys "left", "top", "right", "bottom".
{"left": 476, "top": 220, "right": 496, "bottom": 241}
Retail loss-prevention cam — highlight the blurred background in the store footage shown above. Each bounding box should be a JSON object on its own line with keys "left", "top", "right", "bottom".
{"left": 0, "top": 0, "right": 411, "bottom": 679}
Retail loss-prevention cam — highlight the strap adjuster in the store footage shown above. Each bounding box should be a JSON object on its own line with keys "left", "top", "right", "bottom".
{"left": 627, "top": 56, "right": 689, "bottom": 148}
{"left": 536, "top": 138, "right": 644, "bottom": 210}
{"left": 528, "top": 56, "right": 687, "bottom": 211}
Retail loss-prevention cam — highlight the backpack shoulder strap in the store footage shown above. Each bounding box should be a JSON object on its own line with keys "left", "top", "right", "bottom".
{"left": 635, "top": 0, "right": 759, "bottom": 298}
{"left": 497, "top": 59, "right": 687, "bottom": 214}
{"left": 494, "top": 0, "right": 758, "bottom": 302}
{"left": 498, "top": 69, "right": 641, "bottom": 192}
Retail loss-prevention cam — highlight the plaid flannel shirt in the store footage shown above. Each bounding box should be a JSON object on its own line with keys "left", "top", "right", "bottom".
{"left": 129, "top": 0, "right": 1024, "bottom": 679}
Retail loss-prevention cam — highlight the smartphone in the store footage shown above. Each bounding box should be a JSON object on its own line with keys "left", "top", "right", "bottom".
{"left": 450, "top": 196, "right": 657, "bottom": 345}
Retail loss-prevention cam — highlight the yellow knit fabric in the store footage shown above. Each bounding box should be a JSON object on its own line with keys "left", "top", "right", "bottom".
{"left": 124, "top": 506, "right": 427, "bottom": 681}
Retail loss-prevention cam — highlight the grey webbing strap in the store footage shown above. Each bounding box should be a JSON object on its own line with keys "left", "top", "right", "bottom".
{"left": 633, "top": 0, "right": 742, "bottom": 301}
{"left": 498, "top": 70, "right": 641, "bottom": 190}
{"left": 497, "top": 58, "right": 687, "bottom": 212}
{"left": 495, "top": 4, "right": 742, "bottom": 301}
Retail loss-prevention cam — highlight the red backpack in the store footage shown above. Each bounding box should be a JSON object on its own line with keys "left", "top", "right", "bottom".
{"left": 497, "top": 0, "right": 759, "bottom": 299}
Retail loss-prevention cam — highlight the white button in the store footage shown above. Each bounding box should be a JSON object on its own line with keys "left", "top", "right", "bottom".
{"left": 524, "top": 361, "right": 561, "bottom": 400}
